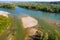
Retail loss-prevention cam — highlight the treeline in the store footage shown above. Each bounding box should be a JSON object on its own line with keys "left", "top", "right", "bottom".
{"left": 0, "top": 2, "right": 60, "bottom": 13}
{"left": 18, "top": 2, "right": 60, "bottom": 13}
{"left": 0, "top": 2, "right": 16, "bottom": 9}
{"left": 36, "top": 1, "right": 60, "bottom": 4}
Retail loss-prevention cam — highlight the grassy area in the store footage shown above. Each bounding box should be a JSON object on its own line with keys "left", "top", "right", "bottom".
{"left": 32, "top": 15, "right": 60, "bottom": 40}
{"left": 0, "top": 15, "right": 11, "bottom": 33}
{"left": 0, "top": 15, "right": 12, "bottom": 40}
{"left": 12, "top": 15, "right": 25, "bottom": 40}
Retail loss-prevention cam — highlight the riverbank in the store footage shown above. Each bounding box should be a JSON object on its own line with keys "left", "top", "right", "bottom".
{"left": 0, "top": 11, "right": 11, "bottom": 33}
{"left": 0, "top": 17, "right": 12, "bottom": 40}
{"left": 0, "top": 2, "right": 16, "bottom": 9}
{"left": 0, "top": 2, "right": 60, "bottom": 13}
{"left": 18, "top": 3, "right": 60, "bottom": 13}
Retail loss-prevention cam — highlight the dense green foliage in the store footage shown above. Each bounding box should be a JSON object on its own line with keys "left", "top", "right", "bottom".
{"left": 0, "top": 2, "right": 60, "bottom": 13}
{"left": 18, "top": 2, "right": 60, "bottom": 13}
{"left": 0, "top": 2, "right": 16, "bottom": 9}
{"left": 0, "top": 15, "right": 11, "bottom": 33}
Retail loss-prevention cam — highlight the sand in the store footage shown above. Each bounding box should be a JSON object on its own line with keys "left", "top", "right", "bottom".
{"left": 29, "top": 28, "right": 37, "bottom": 35}
{"left": 0, "top": 11, "right": 10, "bottom": 17}
{"left": 20, "top": 15, "right": 38, "bottom": 28}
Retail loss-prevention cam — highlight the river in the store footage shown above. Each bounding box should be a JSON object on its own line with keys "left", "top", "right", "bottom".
{"left": 0, "top": 6, "right": 60, "bottom": 40}
{"left": 0, "top": 6, "right": 60, "bottom": 21}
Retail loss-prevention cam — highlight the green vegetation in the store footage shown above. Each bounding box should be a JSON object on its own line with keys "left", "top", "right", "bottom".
{"left": 12, "top": 15, "right": 25, "bottom": 40}
{"left": 18, "top": 2, "right": 60, "bottom": 13}
{"left": 0, "top": 2, "right": 60, "bottom": 13}
{"left": 31, "top": 15, "right": 60, "bottom": 40}
{"left": 0, "top": 15, "right": 11, "bottom": 33}
{"left": 0, "top": 2, "right": 60, "bottom": 40}
{"left": 31, "top": 30, "right": 60, "bottom": 40}
{"left": 0, "top": 2, "right": 16, "bottom": 9}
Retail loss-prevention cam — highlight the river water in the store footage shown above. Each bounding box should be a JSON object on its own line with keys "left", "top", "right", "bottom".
{"left": 0, "top": 6, "right": 60, "bottom": 21}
